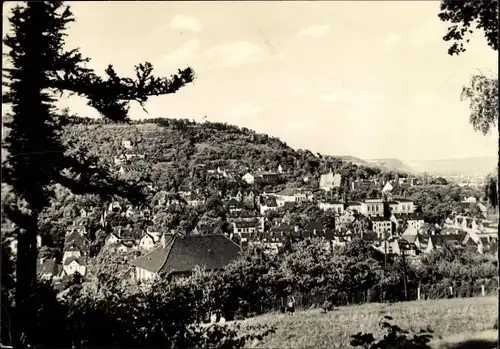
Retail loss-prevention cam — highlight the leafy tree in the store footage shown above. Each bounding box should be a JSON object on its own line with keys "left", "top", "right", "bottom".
{"left": 2, "top": 2, "right": 194, "bottom": 345}
{"left": 484, "top": 174, "right": 498, "bottom": 209}
{"left": 460, "top": 74, "right": 498, "bottom": 135}
{"left": 439, "top": 1, "right": 499, "bottom": 226}
{"left": 438, "top": 0, "right": 498, "bottom": 55}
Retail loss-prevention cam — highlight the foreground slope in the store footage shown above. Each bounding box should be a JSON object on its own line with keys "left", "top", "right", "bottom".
{"left": 238, "top": 297, "right": 498, "bottom": 349}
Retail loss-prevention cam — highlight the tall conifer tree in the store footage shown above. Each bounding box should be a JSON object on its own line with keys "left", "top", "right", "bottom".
{"left": 2, "top": 2, "right": 194, "bottom": 345}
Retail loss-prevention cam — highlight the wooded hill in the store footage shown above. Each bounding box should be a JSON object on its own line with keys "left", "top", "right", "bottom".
{"left": 62, "top": 115, "right": 409, "bottom": 194}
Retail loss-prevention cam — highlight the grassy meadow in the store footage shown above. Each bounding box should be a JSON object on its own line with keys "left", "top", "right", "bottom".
{"left": 238, "top": 296, "right": 498, "bottom": 349}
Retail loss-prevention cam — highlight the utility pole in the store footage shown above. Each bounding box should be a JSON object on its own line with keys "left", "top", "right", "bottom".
{"left": 384, "top": 231, "right": 388, "bottom": 269}
{"left": 400, "top": 239, "right": 409, "bottom": 301}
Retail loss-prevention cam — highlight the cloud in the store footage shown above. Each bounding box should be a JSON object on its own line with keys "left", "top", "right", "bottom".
{"left": 296, "top": 24, "right": 329, "bottom": 38}
{"left": 170, "top": 14, "right": 202, "bottom": 33}
{"left": 161, "top": 38, "right": 201, "bottom": 67}
{"left": 230, "top": 102, "right": 263, "bottom": 118}
{"left": 384, "top": 33, "right": 402, "bottom": 46}
{"left": 162, "top": 40, "right": 283, "bottom": 70}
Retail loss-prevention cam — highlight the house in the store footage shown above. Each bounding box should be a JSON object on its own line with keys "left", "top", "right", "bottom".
{"left": 63, "top": 256, "right": 87, "bottom": 276}
{"left": 139, "top": 232, "right": 161, "bottom": 250}
{"left": 193, "top": 224, "right": 217, "bottom": 236}
{"left": 217, "top": 167, "right": 238, "bottom": 179}
{"left": 124, "top": 153, "right": 145, "bottom": 161}
{"left": 108, "top": 201, "right": 123, "bottom": 213}
{"left": 392, "top": 213, "right": 425, "bottom": 232}
{"left": 270, "top": 223, "right": 298, "bottom": 235}
{"left": 382, "top": 180, "right": 411, "bottom": 194}
{"left": 346, "top": 202, "right": 362, "bottom": 213}
{"left": 243, "top": 190, "right": 258, "bottom": 206}
{"left": 277, "top": 164, "right": 284, "bottom": 174}
{"left": 272, "top": 188, "right": 312, "bottom": 205}
{"left": 462, "top": 196, "right": 477, "bottom": 203}
{"left": 119, "top": 164, "right": 144, "bottom": 174}
{"left": 401, "top": 226, "right": 418, "bottom": 241}
{"left": 370, "top": 216, "right": 393, "bottom": 236}
{"left": 392, "top": 199, "right": 415, "bottom": 214}
{"left": 351, "top": 180, "right": 374, "bottom": 191}
{"left": 116, "top": 240, "right": 136, "bottom": 253}
{"left": 319, "top": 170, "right": 342, "bottom": 191}
{"left": 105, "top": 232, "right": 121, "bottom": 246}
{"left": 114, "top": 153, "right": 127, "bottom": 166}
{"left": 79, "top": 208, "right": 88, "bottom": 218}
{"left": 227, "top": 198, "right": 244, "bottom": 213}
{"left": 36, "top": 258, "right": 61, "bottom": 280}
{"left": 122, "top": 139, "right": 134, "bottom": 149}
{"left": 331, "top": 234, "right": 349, "bottom": 248}
{"left": 259, "top": 232, "right": 287, "bottom": 254}
{"left": 242, "top": 171, "right": 279, "bottom": 185}
{"left": 361, "top": 199, "right": 384, "bottom": 217}
{"left": 185, "top": 193, "right": 205, "bottom": 207}
{"left": 377, "top": 239, "right": 401, "bottom": 255}
{"left": 63, "top": 227, "right": 90, "bottom": 259}
{"left": 234, "top": 230, "right": 254, "bottom": 245}
{"left": 232, "top": 220, "right": 258, "bottom": 234}
{"left": 233, "top": 190, "right": 244, "bottom": 202}
{"left": 318, "top": 201, "right": 344, "bottom": 215}
{"left": 130, "top": 234, "right": 241, "bottom": 282}
{"left": 303, "top": 222, "right": 327, "bottom": 235}
{"left": 418, "top": 233, "right": 468, "bottom": 253}
{"left": 259, "top": 196, "right": 278, "bottom": 215}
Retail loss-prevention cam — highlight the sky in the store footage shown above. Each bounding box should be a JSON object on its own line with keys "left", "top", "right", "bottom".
{"left": 2, "top": 1, "right": 498, "bottom": 161}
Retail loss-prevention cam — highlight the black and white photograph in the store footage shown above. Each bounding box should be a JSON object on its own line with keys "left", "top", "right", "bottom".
{"left": 1, "top": 1, "right": 498, "bottom": 348}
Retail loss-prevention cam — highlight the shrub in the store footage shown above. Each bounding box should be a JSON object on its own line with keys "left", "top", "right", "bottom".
{"left": 350, "top": 316, "right": 433, "bottom": 349}
{"left": 321, "top": 300, "right": 336, "bottom": 313}
{"left": 178, "top": 323, "right": 275, "bottom": 349}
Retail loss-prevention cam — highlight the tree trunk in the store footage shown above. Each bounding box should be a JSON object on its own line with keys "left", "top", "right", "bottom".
{"left": 14, "top": 213, "right": 39, "bottom": 347}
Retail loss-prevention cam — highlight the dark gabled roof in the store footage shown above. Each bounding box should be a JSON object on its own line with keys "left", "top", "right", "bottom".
{"left": 274, "top": 188, "right": 300, "bottom": 196}
{"left": 196, "top": 224, "right": 216, "bottom": 234}
{"left": 346, "top": 202, "right": 362, "bottom": 206}
{"left": 37, "top": 258, "right": 58, "bottom": 275}
{"left": 130, "top": 235, "right": 241, "bottom": 274}
{"left": 64, "top": 231, "right": 90, "bottom": 248}
{"left": 393, "top": 213, "right": 423, "bottom": 221}
{"left": 431, "top": 233, "right": 467, "bottom": 246}
{"left": 119, "top": 239, "right": 136, "bottom": 248}
{"left": 227, "top": 198, "right": 242, "bottom": 206}
{"left": 263, "top": 197, "right": 278, "bottom": 207}
{"left": 304, "top": 222, "right": 325, "bottom": 232}
{"left": 233, "top": 220, "right": 258, "bottom": 228}
{"left": 63, "top": 256, "right": 87, "bottom": 266}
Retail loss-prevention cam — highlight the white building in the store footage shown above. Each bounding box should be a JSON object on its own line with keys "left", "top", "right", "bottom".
{"left": 361, "top": 199, "right": 384, "bottom": 217}
{"left": 319, "top": 170, "right": 342, "bottom": 191}
{"left": 318, "top": 201, "right": 344, "bottom": 215}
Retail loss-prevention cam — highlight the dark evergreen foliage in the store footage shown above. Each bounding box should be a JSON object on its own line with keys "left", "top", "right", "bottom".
{"left": 2, "top": 2, "right": 194, "bottom": 345}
